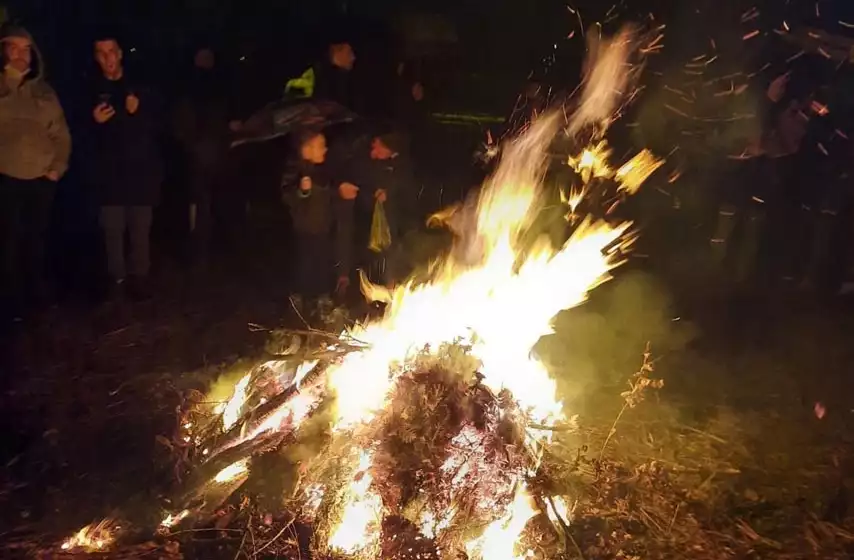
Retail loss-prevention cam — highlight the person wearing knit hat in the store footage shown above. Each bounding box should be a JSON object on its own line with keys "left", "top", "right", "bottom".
{"left": 0, "top": 23, "right": 71, "bottom": 318}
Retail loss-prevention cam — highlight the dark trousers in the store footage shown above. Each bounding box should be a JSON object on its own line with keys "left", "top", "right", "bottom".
{"left": 294, "top": 233, "right": 332, "bottom": 298}
{"left": 0, "top": 175, "right": 55, "bottom": 309}
{"left": 99, "top": 205, "right": 153, "bottom": 281}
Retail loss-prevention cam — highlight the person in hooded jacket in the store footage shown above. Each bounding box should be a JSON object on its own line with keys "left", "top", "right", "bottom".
{"left": 85, "top": 31, "right": 163, "bottom": 301}
{"left": 0, "top": 24, "right": 71, "bottom": 318}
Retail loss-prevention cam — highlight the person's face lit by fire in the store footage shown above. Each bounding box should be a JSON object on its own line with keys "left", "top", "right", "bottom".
{"left": 3, "top": 36, "right": 32, "bottom": 75}
{"left": 301, "top": 134, "right": 328, "bottom": 165}
{"left": 95, "top": 39, "right": 123, "bottom": 80}
{"left": 330, "top": 43, "right": 355, "bottom": 71}
{"left": 370, "top": 138, "right": 395, "bottom": 160}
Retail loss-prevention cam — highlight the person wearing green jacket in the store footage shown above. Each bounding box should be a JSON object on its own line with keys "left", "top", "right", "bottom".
{"left": 0, "top": 24, "right": 71, "bottom": 318}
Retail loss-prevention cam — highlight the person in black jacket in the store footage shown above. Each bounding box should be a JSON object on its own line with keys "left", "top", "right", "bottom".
{"left": 282, "top": 129, "right": 358, "bottom": 314}
{"left": 335, "top": 129, "right": 419, "bottom": 288}
{"left": 87, "top": 32, "right": 163, "bottom": 300}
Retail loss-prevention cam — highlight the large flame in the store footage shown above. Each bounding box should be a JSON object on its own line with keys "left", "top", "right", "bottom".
{"left": 317, "top": 26, "right": 654, "bottom": 553}
{"left": 319, "top": 115, "right": 636, "bottom": 553}
{"left": 327, "top": 114, "right": 629, "bottom": 434}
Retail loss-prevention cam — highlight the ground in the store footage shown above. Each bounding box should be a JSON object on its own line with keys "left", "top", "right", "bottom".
{"left": 2, "top": 234, "right": 854, "bottom": 558}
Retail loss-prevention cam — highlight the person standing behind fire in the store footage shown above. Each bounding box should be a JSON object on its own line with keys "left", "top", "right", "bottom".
{"left": 336, "top": 130, "right": 418, "bottom": 291}
{"left": 285, "top": 40, "right": 359, "bottom": 111}
{"left": 0, "top": 24, "right": 71, "bottom": 320}
{"left": 86, "top": 31, "right": 163, "bottom": 301}
{"left": 281, "top": 129, "right": 358, "bottom": 317}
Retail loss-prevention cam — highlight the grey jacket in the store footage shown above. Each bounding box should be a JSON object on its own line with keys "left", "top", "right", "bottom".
{"left": 0, "top": 68, "right": 71, "bottom": 180}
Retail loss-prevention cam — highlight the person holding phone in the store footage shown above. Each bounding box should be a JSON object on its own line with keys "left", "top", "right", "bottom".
{"left": 86, "top": 30, "right": 162, "bottom": 301}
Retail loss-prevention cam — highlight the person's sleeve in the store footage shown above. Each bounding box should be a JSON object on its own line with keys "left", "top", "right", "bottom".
{"left": 46, "top": 89, "right": 72, "bottom": 178}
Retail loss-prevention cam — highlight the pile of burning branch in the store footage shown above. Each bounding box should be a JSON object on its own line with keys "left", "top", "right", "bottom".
{"left": 48, "top": 25, "right": 676, "bottom": 559}
{"left": 162, "top": 338, "right": 574, "bottom": 559}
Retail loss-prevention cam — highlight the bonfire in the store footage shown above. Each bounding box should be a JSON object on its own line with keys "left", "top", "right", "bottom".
{"left": 56, "top": 25, "right": 667, "bottom": 559}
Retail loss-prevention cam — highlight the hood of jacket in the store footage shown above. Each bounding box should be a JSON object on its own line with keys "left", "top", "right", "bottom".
{"left": 0, "top": 24, "right": 45, "bottom": 85}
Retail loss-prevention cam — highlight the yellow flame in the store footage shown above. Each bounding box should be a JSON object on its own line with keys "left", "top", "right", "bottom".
{"left": 328, "top": 450, "right": 383, "bottom": 554}
{"left": 616, "top": 149, "right": 664, "bottom": 194}
{"left": 159, "top": 509, "right": 190, "bottom": 530}
{"left": 213, "top": 458, "right": 249, "bottom": 484}
{"left": 465, "top": 485, "right": 537, "bottom": 560}
{"left": 60, "top": 519, "right": 117, "bottom": 552}
{"left": 568, "top": 141, "right": 614, "bottom": 184}
{"left": 567, "top": 187, "right": 585, "bottom": 213}
{"left": 325, "top": 115, "right": 632, "bottom": 434}
{"left": 221, "top": 373, "right": 251, "bottom": 431}
{"left": 545, "top": 496, "right": 571, "bottom": 528}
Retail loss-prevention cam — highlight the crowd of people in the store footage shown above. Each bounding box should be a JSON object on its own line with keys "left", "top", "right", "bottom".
{"left": 0, "top": 22, "right": 427, "bottom": 325}
{"left": 6, "top": 14, "right": 854, "bottom": 331}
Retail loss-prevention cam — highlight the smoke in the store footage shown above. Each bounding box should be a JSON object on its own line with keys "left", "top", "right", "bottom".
{"left": 536, "top": 270, "right": 698, "bottom": 410}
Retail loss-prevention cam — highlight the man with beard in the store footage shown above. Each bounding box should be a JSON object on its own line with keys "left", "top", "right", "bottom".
{"left": 0, "top": 24, "right": 71, "bottom": 319}
{"left": 86, "top": 31, "right": 163, "bottom": 301}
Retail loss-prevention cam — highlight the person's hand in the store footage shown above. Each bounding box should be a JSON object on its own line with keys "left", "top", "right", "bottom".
{"left": 44, "top": 170, "right": 60, "bottom": 182}
{"left": 93, "top": 102, "right": 116, "bottom": 124}
{"left": 411, "top": 82, "right": 424, "bottom": 102}
{"left": 374, "top": 188, "right": 388, "bottom": 203}
{"left": 336, "top": 275, "right": 350, "bottom": 295}
{"left": 125, "top": 93, "right": 140, "bottom": 115}
{"left": 229, "top": 120, "right": 243, "bottom": 132}
{"left": 299, "top": 176, "right": 312, "bottom": 192}
{"left": 339, "top": 182, "right": 359, "bottom": 200}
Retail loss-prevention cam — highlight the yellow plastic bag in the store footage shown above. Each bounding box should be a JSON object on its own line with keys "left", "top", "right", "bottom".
{"left": 368, "top": 199, "right": 392, "bottom": 253}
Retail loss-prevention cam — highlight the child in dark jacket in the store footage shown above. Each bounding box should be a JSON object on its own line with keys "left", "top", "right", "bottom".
{"left": 283, "top": 130, "right": 357, "bottom": 315}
